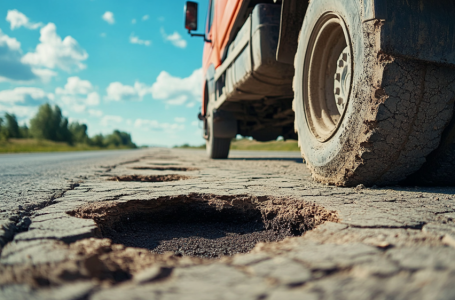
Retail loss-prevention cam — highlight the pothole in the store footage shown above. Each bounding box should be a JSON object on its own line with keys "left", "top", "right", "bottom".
{"left": 108, "top": 174, "right": 190, "bottom": 182}
{"left": 130, "top": 166, "right": 199, "bottom": 171}
{"left": 69, "top": 194, "right": 339, "bottom": 259}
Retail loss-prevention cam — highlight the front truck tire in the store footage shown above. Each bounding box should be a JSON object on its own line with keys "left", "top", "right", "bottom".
{"left": 293, "top": 0, "right": 455, "bottom": 186}
{"left": 206, "top": 106, "right": 236, "bottom": 159}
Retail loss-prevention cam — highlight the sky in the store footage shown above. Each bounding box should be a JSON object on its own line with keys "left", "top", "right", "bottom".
{"left": 0, "top": 0, "right": 209, "bottom": 146}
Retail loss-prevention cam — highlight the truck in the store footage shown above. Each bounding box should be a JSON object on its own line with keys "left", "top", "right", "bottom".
{"left": 184, "top": 0, "right": 455, "bottom": 187}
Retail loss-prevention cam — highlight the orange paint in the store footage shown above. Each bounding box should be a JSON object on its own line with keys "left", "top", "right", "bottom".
{"left": 201, "top": 0, "right": 243, "bottom": 115}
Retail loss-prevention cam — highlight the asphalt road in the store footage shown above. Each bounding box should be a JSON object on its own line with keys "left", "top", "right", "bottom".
{"left": 0, "top": 150, "right": 143, "bottom": 222}
{"left": 2, "top": 148, "right": 455, "bottom": 299}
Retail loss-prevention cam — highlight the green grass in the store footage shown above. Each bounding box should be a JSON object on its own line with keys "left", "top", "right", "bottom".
{"left": 174, "top": 139, "right": 300, "bottom": 152}
{"left": 0, "top": 139, "right": 135, "bottom": 154}
{"left": 230, "top": 139, "right": 299, "bottom": 151}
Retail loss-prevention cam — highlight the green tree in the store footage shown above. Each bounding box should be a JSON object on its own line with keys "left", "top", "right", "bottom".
{"left": 30, "top": 104, "right": 72, "bottom": 143}
{"left": 69, "top": 122, "right": 89, "bottom": 144}
{"left": 4, "top": 113, "right": 20, "bottom": 138}
{"left": 88, "top": 134, "right": 105, "bottom": 148}
{"left": 104, "top": 130, "right": 136, "bottom": 148}
{"left": 19, "top": 124, "right": 29, "bottom": 138}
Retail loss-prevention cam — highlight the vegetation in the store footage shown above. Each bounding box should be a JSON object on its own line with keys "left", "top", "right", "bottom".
{"left": 0, "top": 103, "right": 137, "bottom": 153}
{"left": 174, "top": 138, "right": 300, "bottom": 151}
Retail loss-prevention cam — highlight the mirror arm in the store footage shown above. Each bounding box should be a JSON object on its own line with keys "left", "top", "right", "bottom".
{"left": 188, "top": 30, "right": 212, "bottom": 43}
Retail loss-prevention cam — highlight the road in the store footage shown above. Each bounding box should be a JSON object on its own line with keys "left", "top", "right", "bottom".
{"left": 1, "top": 148, "right": 455, "bottom": 300}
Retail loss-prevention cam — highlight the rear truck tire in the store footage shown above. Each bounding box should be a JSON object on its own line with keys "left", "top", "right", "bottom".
{"left": 205, "top": 105, "right": 234, "bottom": 159}
{"left": 293, "top": 0, "right": 455, "bottom": 186}
{"left": 407, "top": 71, "right": 455, "bottom": 186}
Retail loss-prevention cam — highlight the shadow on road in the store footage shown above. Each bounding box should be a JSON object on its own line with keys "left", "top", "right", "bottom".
{"left": 228, "top": 157, "right": 304, "bottom": 163}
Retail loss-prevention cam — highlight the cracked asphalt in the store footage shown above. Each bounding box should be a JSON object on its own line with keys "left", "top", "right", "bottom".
{"left": 1, "top": 148, "right": 455, "bottom": 299}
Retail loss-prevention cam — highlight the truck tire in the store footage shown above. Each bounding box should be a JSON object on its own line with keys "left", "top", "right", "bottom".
{"left": 206, "top": 107, "right": 231, "bottom": 159}
{"left": 407, "top": 75, "right": 455, "bottom": 186}
{"left": 293, "top": 0, "right": 455, "bottom": 186}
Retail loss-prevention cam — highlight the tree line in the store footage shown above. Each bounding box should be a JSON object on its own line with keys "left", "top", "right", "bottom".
{"left": 0, "top": 103, "right": 136, "bottom": 148}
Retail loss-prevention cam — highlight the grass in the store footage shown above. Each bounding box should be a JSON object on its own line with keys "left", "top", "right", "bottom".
{"left": 0, "top": 139, "right": 134, "bottom": 154}
{"left": 174, "top": 139, "right": 300, "bottom": 152}
{"left": 230, "top": 139, "right": 299, "bottom": 151}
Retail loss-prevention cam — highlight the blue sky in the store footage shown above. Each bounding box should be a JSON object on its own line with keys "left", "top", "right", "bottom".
{"left": 0, "top": 0, "right": 209, "bottom": 146}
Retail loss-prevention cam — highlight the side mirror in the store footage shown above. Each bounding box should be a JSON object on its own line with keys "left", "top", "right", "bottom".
{"left": 184, "top": 1, "right": 211, "bottom": 43}
{"left": 185, "top": 1, "right": 198, "bottom": 31}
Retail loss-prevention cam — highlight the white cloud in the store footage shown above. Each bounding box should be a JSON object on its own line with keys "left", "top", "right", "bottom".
{"left": 174, "top": 117, "right": 186, "bottom": 123}
{"left": 104, "top": 68, "right": 202, "bottom": 106}
{"left": 142, "top": 15, "right": 149, "bottom": 21}
{"left": 6, "top": 10, "right": 43, "bottom": 30}
{"left": 131, "top": 19, "right": 137, "bottom": 24}
{"left": 191, "top": 121, "right": 198, "bottom": 126}
{"left": 88, "top": 109, "right": 103, "bottom": 117}
{"left": 129, "top": 33, "right": 151, "bottom": 46}
{"left": 161, "top": 29, "right": 187, "bottom": 49}
{"left": 0, "top": 87, "right": 52, "bottom": 104}
{"left": 101, "top": 115, "right": 123, "bottom": 127}
{"left": 22, "top": 23, "right": 88, "bottom": 72}
{"left": 0, "top": 29, "right": 38, "bottom": 82}
{"left": 100, "top": 33, "right": 106, "bottom": 37}
{"left": 186, "top": 102, "right": 196, "bottom": 108}
{"left": 102, "top": 11, "right": 115, "bottom": 25}
{"left": 134, "top": 119, "right": 185, "bottom": 132}
{"left": 55, "top": 77, "right": 99, "bottom": 112}
{"left": 150, "top": 68, "right": 202, "bottom": 105}
{"left": 0, "top": 87, "right": 52, "bottom": 119}
{"left": 31, "top": 68, "right": 57, "bottom": 82}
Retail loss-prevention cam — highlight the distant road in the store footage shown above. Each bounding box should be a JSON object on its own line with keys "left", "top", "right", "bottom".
{"left": 0, "top": 149, "right": 143, "bottom": 219}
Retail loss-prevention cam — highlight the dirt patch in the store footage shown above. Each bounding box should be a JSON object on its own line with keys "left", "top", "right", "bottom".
{"left": 130, "top": 166, "right": 199, "bottom": 171}
{"left": 0, "top": 238, "right": 206, "bottom": 288}
{"left": 68, "top": 194, "right": 339, "bottom": 259}
{"left": 108, "top": 174, "right": 190, "bottom": 182}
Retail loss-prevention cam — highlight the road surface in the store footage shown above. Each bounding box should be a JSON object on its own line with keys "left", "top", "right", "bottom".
{"left": 0, "top": 148, "right": 454, "bottom": 300}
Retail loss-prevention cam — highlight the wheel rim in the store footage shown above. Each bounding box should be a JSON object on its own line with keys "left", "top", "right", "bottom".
{"left": 303, "top": 13, "right": 352, "bottom": 142}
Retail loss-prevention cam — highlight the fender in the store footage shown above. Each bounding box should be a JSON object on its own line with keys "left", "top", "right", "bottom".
{"left": 277, "top": 0, "right": 455, "bottom": 66}
{"left": 366, "top": 0, "right": 455, "bottom": 65}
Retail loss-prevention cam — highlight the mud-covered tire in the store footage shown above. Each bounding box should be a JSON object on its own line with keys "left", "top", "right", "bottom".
{"left": 206, "top": 109, "right": 231, "bottom": 159}
{"left": 293, "top": 0, "right": 455, "bottom": 186}
{"left": 408, "top": 72, "right": 455, "bottom": 186}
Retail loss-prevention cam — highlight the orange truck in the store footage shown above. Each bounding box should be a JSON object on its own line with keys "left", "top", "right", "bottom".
{"left": 184, "top": 0, "right": 455, "bottom": 187}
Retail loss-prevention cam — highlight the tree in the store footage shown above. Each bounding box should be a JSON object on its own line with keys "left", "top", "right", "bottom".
{"left": 4, "top": 113, "right": 20, "bottom": 139}
{"left": 104, "top": 130, "right": 136, "bottom": 148}
{"left": 89, "top": 134, "right": 105, "bottom": 148}
{"left": 19, "top": 124, "right": 29, "bottom": 138}
{"left": 30, "top": 104, "right": 72, "bottom": 143}
{"left": 69, "top": 122, "right": 89, "bottom": 144}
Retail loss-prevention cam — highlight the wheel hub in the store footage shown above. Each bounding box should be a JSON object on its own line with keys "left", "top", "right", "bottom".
{"left": 334, "top": 47, "right": 351, "bottom": 114}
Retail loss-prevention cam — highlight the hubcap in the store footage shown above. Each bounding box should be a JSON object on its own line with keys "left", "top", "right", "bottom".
{"left": 303, "top": 14, "right": 352, "bottom": 142}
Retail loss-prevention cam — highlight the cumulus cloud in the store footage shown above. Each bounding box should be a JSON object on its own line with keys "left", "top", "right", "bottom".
{"left": 6, "top": 9, "right": 43, "bottom": 30}
{"left": 0, "top": 87, "right": 52, "bottom": 105}
{"left": 142, "top": 15, "right": 149, "bottom": 21}
{"left": 0, "top": 29, "right": 37, "bottom": 82}
{"left": 174, "top": 117, "right": 186, "bottom": 123}
{"left": 150, "top": 68, "right": 202, "bottom": 105}
{"left": 22, "top": 23, "right": 88, "bottom": 72}
{"left": 161, "top": 29, "right": 187, "bottom": 49}
{"left": 105, "top": 81, "right": 151, "bottom": 101}
{"left": 134, "top": 119, "right": 184, "bottom": 132}
{"left": 131, "top": 19, "right": 137, "bottom": 24}
{"left": 0, "top": 87, "right": 53, "bottom": 119}
{"left": 102, "top": 11, "right": 115, "bottom": 24}
{"left": 129, "top": 33, "right": 151, "bottom": 46}
{"left": 101, "top": 115, "right": 123, "bottom": 127}
{"left": 55, "top": 77, "right": 100, "bottom": 112}
{"left": 88, "top": 109, "right": 103, "bottom": 117}
{"left": 104, "top": 68, "right": 202, "bottom": 106}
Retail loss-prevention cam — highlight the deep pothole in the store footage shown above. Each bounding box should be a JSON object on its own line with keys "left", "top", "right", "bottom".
{"left": 69, "top": 194, "right": 339, "bottom": 259}
{"left": 108, "top": 174, "right": 190, "bottom": 182}
{"left": 130, "top": 166, "right": 199, "bottom": 171}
